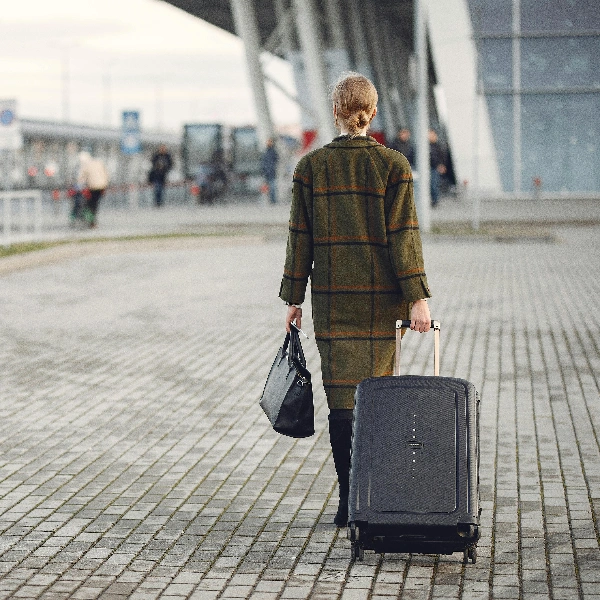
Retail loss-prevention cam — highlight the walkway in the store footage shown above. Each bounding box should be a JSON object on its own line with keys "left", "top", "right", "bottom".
{"left": 0, "top": 200, "right": 598, "bottom": 599}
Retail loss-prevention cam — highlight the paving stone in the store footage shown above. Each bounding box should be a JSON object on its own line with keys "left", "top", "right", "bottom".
{"left": 0, "top": 210, "right": 598, "bottom": 599}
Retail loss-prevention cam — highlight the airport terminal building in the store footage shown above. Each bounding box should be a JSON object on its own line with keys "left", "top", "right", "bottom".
{"left": 469, "top": 0, "right": 599, "bottom": 194}
{"left": 164, "top": 0, "right": 599, "bottom": 196}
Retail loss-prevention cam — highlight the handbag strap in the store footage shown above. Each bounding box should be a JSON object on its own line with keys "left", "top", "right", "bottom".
{"left": 289, "top": 327, "right": 306, "bottom": 367}
{"left": 282, "top": 331, "right": 291, "bottom": 355}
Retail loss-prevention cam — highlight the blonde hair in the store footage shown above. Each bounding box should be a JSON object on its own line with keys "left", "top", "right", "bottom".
{"left": 331, "top": 72, "right": 378, "bottom": 136}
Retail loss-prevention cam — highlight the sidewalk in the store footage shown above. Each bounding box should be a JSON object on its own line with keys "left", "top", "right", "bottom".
{"left": 0, "top": 200, "right": 598, "bottom": 599}
{"left": 3, "top": 192, "right": 600, "bottom": 249}
{"left": 58, "top": 193, "right": 600, "bottom": 237}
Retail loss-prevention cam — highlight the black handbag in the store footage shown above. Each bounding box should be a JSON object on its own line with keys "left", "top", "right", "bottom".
{"left": 259, "top": 324, "right": 314, "bottom": 438}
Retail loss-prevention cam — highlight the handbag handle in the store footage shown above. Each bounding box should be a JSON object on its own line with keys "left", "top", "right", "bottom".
{"left": 280, "top": 328, "right": 304, "bottom": 365}
{"left": 283, "top": 326, "right": 310, "bottom": 382}
{"left": 288, "top": 324, "right": 306, "bottom": 367}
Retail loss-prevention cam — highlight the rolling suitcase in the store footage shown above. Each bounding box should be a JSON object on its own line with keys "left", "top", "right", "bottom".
{"left": 348, "top": 320, "right": 480, "bottom": 563}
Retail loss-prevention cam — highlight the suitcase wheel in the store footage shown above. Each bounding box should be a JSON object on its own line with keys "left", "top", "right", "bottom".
{"left": 458, "top": 524, "right": 476, "bottom": 539}
{"left": 463, "top": 546, "right": 477, "bottom": 564}
{"left": 348, "top": 523, "right": 358, "bottom": 542}
{"left": 349, "top": 524, "right": 364, "bottom": 561}
{"left": 351, "top": 541, "right": 364, "bottom": 562}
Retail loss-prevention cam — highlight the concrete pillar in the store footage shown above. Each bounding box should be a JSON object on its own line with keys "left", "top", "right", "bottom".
{"left": 292, "top": 0, "right": 336, "bottom": 145}
{"left": 414, "top": 0, "right": 431, "bottom": 232}
{"left": 230, "top": 0, "right": 275, "bottom": 147}
{"left": 425, "top": 0, "right": 501, "bottom": 192}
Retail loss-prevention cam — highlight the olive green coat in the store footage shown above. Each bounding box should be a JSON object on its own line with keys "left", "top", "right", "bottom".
{"left": 279, "top": 136, "right": 431, "bottom": 409}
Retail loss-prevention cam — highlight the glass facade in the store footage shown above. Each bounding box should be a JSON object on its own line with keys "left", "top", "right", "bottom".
{"left": 520, "top": 0, "right": 600, "bottom": 33}
{"left": 468, "top": 0, "right": 600, "bottom": 193}
{"left": 521, "top": 37, "right": 600, "bottom": 91}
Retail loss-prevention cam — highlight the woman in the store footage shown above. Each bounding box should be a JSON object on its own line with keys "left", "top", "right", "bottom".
{"left": 279, "top": 73, "right": 432, "bottom": 527}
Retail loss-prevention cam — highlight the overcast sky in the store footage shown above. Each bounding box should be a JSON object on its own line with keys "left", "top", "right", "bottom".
{"left": 0, "top": 0, "right": 299, "bottom": 133}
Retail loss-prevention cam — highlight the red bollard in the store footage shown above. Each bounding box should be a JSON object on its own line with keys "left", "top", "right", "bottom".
{"left": 533, "top": 176, "right": 542, "bottom": 199}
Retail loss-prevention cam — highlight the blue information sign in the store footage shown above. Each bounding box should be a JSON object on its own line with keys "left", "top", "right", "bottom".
{"left": 121, "top": 110, "right": 141, "bottom": 154}
{"left": 0, "top": 99, "right": 22, "bottom": 150}
{"left": 0, "top": 109, "right": 14, "bottom": 126}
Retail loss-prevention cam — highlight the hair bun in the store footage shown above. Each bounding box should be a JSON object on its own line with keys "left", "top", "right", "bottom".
{"left": 332, "top": 72, "right": 378, "bottom": 136}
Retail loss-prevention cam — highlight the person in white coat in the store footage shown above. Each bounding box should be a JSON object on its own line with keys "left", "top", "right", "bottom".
{"left": 78, "top": 151, "right": 109, "bottom": 228}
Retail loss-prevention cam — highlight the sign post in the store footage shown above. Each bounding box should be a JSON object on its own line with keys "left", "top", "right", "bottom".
{"left": 0, "top": 100, "right": 22, "bottom": 151}
{"left": 0, "top": 100, "right": 22, "bottom": 190}
{"left": 121, "top": 111, "right": 141, "bottom": 155}
{"left": 414, "top": 0, "right": 431, "bottom": 233}
{"left": 121, "top": 111, "right": 142, "bottom": 209}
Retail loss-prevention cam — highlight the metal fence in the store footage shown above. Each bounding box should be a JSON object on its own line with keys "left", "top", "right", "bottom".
{"left": 0, "top": 181, "right": 261, "bottom": 246}
{"left": 0, "top": 185, "right": 192, "bottom": 246}
{"left": 0, "top": 190, "right": 43, "bottom": 246}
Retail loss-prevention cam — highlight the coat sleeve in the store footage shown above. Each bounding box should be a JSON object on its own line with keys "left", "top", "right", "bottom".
{"left": 385, "top": 165, "right": 432, "bottom": 303}
{"left": 279, "top": 158, "right": 314, "bottom": 305}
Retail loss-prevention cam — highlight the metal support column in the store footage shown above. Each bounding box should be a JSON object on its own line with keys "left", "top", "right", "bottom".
{"left": 274, "top": 0, "right": 294, "bottom": 57}
{"left": 512, "top": 0, "right": 522, "bottom": 193}
{"left": 324, "top": 0, "right": 346, "bottom": 52}
{"left": 324, "top": 0, "right": 352, "bottom": 73}
{"left": 414, "top": 0, "right": 431, "bottom": 232}
{"left": 346, "top": 0, "right": 373, "bottom": 78}
{"left": 292, "top": 0, "right": 336, "bottom": 145}
{"left": 382, "top": 22, "right": 408, "bottom": 128}
{"left": 346, "top": 0, "right": 383, "bottom": 132}
{"left": 365, "top": 2, "right": 398, "bottom": 139}
{"left": 230, "top": 0, "right": 275, "bottom": 147}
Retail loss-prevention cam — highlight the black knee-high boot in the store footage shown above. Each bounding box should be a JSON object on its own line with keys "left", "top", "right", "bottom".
{"left": 328, "top": 411, "right": 353, "bottom": 527}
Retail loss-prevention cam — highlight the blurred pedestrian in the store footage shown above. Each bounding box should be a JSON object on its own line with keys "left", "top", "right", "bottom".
{"left": 261, "top": 138, "right": 279, "bottom": 204}
{"left": 429, "top": 129, "right": 447, "bottom": 208}
{"left": 68, "top": 187, "right": 85, "bottom": 226}
{"left": 77, "top": 151, "right": 108, "bottom": 228}
{"left": 389, "top": 127, "right": 415, "bottom": 167}
{"left": 149, "top": 144, "right": 173, "bottom": 207}
{"left": 280, "top": 73, "right": 432, "bottom": 527}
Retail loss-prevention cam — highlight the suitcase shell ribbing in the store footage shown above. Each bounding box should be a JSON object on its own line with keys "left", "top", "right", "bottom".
{"left": 348, "top": 321, "right": 480, "bottom": 562}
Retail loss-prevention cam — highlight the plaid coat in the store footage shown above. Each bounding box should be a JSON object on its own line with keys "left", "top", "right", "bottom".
{"left": 280, "top": 136, "right": 431, "bottom": 409}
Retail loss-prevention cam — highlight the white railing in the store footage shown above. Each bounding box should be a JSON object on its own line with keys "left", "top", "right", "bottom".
{"left": 1, "top": 190, "right": 43, "bottom": 246}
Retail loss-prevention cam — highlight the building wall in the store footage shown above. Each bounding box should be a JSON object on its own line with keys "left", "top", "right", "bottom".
{"left": 468, "top": 0, "right": 600, "bottom": 194}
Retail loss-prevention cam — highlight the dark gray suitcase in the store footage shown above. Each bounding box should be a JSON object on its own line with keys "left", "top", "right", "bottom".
{"left": 348, "top": 320, "right": 480, "bottom": 563}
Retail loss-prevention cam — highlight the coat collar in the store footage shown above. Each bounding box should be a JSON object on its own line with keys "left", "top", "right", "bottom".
{"left": 325, "top": 135, "right": 380, "bottom": 149}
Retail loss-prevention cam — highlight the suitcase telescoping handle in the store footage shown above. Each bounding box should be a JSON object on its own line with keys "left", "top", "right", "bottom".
{"left": 395, "top": 320, "right": 441, "bottom": 377}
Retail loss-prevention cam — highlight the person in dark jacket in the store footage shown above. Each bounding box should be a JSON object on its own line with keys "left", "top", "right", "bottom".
{"left": 149, "top": 145, "right": 173, "bottom": 207}
{"left": 280, "top": 73, "right": 432, "bottom": 527}
{"left": 429, "top": 130, "right": 447, "bottom": 208}
{"left": 261, "top": 138, "right": 279, "bottom": 204}
{"left": 389, "top": 127, "right": 415, "bottom": 167}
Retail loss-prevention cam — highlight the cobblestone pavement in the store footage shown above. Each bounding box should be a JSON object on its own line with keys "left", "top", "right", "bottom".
{"left": 0, "top": 219, "right": 598, "bottom": 599}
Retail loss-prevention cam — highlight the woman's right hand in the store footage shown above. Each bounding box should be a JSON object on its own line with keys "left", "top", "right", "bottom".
{"left": 285, "top": 305, "right": 302, "bottom": 333}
